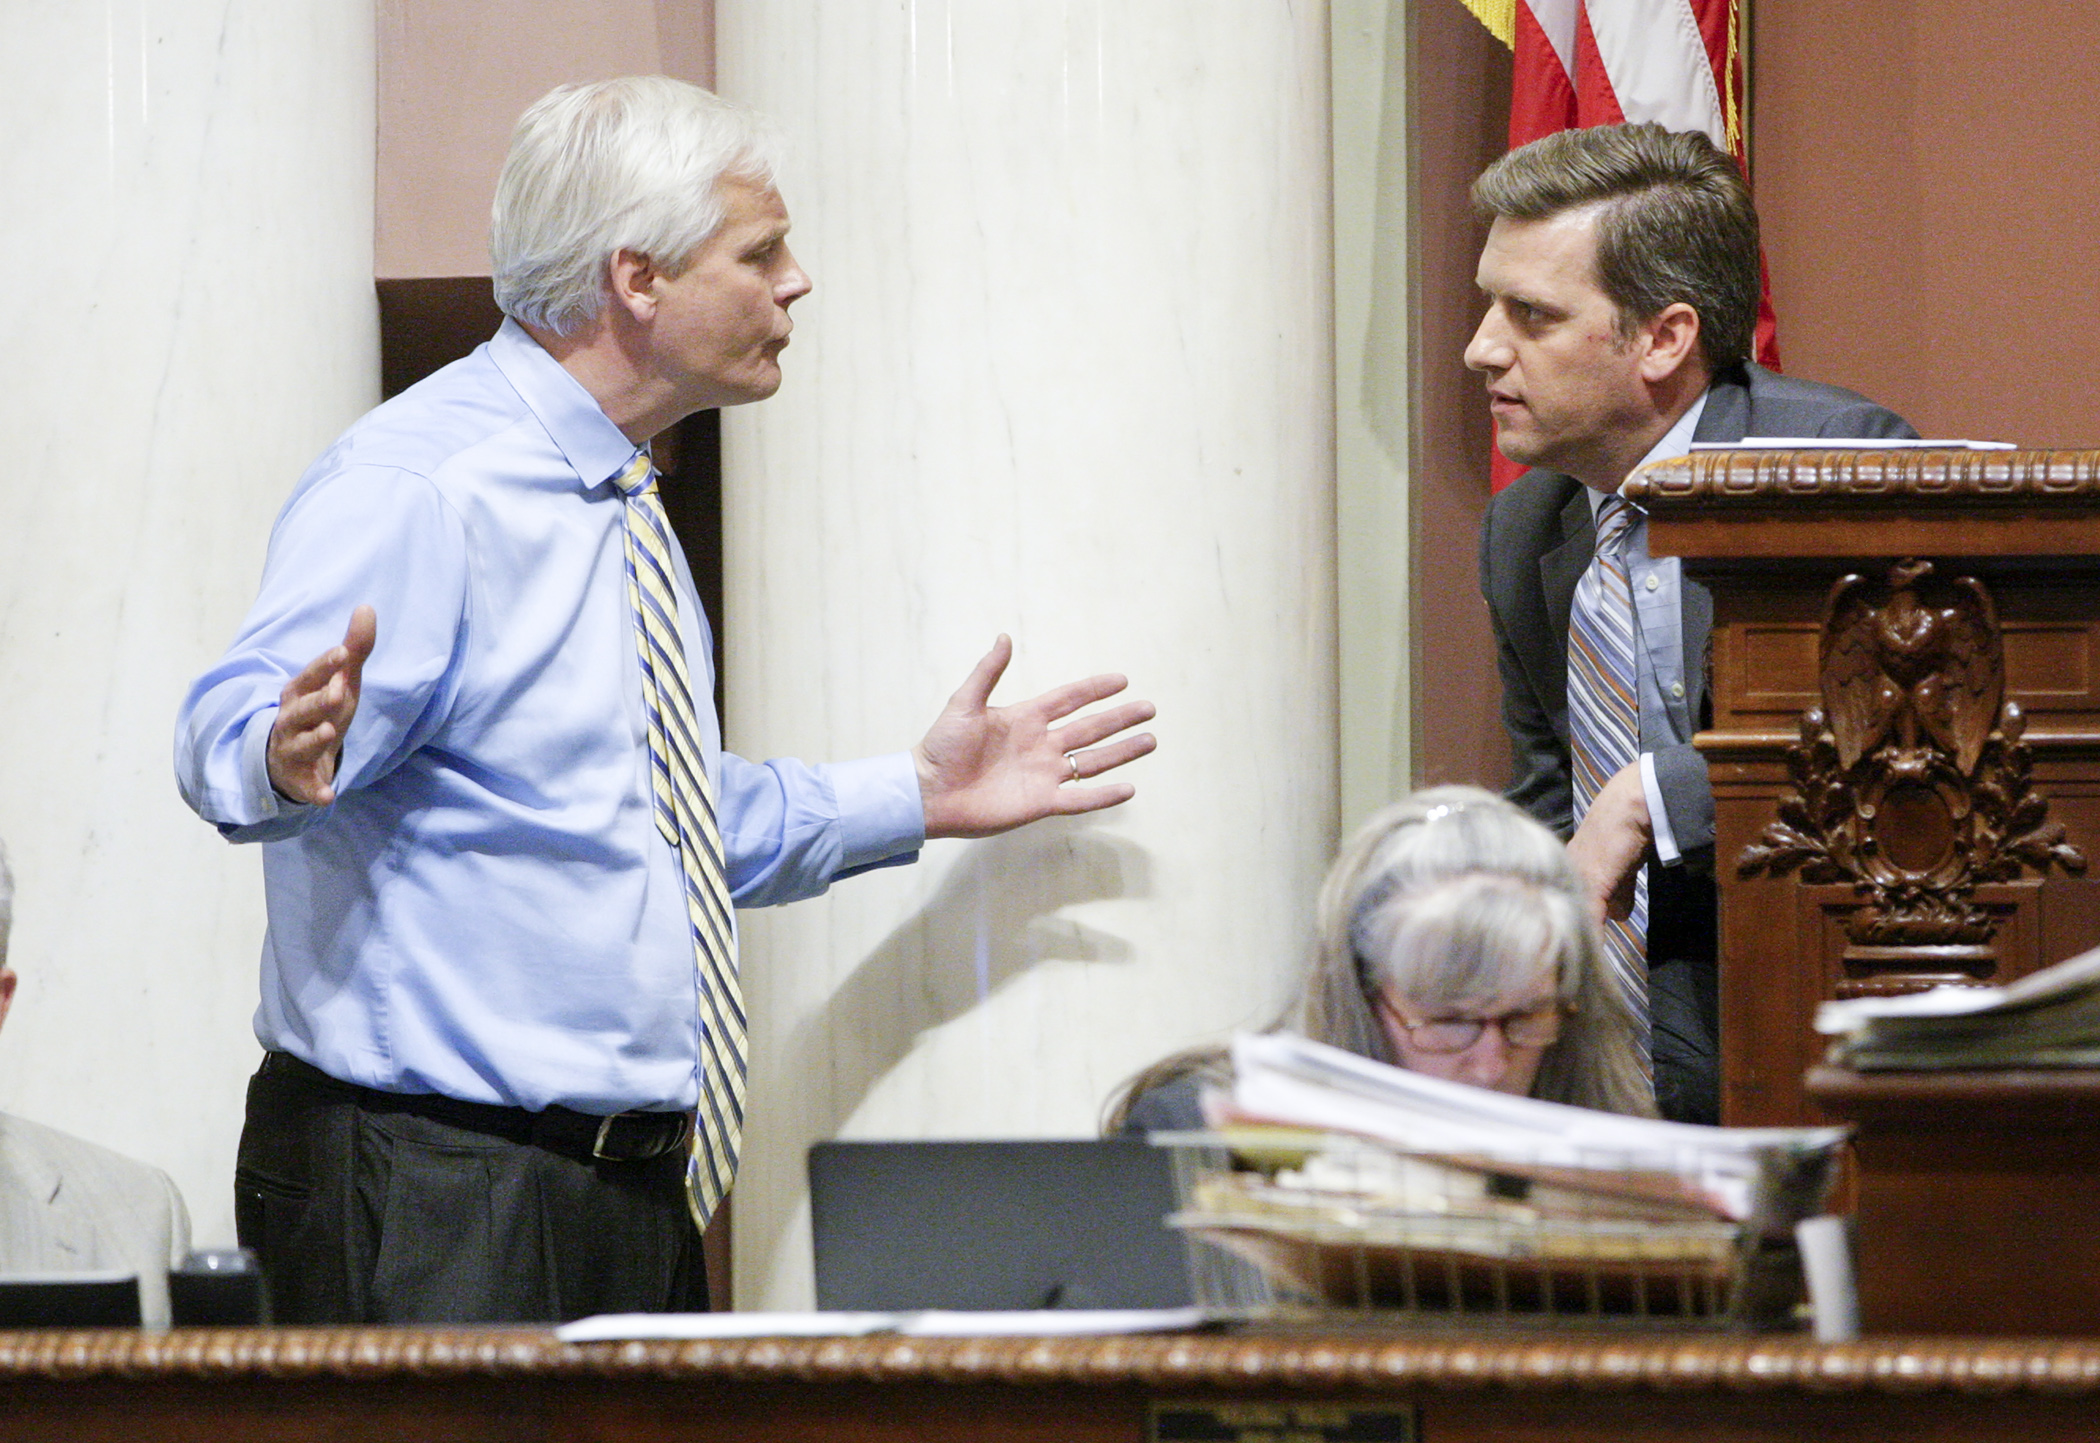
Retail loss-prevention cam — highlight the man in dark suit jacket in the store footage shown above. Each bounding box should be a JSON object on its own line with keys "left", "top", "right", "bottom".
{"left": 1468, "top": 124, "right": 1914, "bottom": 1122}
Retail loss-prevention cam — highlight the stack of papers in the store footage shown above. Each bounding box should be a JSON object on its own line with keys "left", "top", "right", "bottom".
{"left": 1215, "top": 1034, "right": 1841, "bottom": 1228}
{"left": 1816, "top": 944, "right": 2100, "bottom": 1070}
{"left": 1162, "top": 1036, "right": 1843, "bottom": 1319}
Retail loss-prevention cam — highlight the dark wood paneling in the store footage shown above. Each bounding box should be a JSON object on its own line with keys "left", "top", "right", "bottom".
{"left": 1812, "top": 1067, "right": 2100, "bottom": 1336}
{"left": 1635, "top": 450, "right": 2100, "bottom": 1129}
{"left": 1407, "top": 1, "right": 1509, "bottom": 791}
{"left": 375, "top": 277, "right": 507, "bottom": 400}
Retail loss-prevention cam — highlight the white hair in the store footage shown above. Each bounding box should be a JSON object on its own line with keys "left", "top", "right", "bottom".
{"left": 490, "top": 76, "right": 784, "bottom": 336}
{"left": 1104, "top": 787, "right": 1657, "bottom": 1129}
{"left": 1305, "top": 787, "right": 1652, "bottom": 1115}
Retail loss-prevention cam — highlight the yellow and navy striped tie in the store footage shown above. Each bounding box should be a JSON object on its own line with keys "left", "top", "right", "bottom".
{"left": 616, "top": 451, "right": 745, "bottom": 1223}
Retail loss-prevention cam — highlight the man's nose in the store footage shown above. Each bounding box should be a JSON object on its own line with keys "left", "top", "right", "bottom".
{"left": 777, "top": 247, "right": 813, "bottom": 306}
{"left": 1464, "top": 310, "right": 1509, "bottom": 373}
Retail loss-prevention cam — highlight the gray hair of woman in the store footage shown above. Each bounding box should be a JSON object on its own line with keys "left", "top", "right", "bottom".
{"left": 1103, "top": 785, "right": 1653, "bottom": 1129}
{"left": 1286, "top": 785, "right": 1652, "bottom": 1115}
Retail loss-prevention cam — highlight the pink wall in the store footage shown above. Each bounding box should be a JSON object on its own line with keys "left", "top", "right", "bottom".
{"left": 1754, "top": 1, "right": 2100, "bottom": 446}
{"left": 376, "top": 0, "right": 715, "bottom": 279}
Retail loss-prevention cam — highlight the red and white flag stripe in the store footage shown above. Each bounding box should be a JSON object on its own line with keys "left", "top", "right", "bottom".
{"left": 1466, "top": 0, "right": 1743, "bottom": 159}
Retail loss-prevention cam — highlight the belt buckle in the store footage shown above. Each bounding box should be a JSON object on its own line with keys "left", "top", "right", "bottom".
{"left": 592, "top": 1111, "right": 691, "bottom": 1161}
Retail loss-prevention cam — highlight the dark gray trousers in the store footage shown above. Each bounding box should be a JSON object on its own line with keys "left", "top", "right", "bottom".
{"left": 235, "top": 1053, "right": 708, "bottom": 1324}
{"left": 1647, "top": 861, "right": 1721, "bottom": 1126}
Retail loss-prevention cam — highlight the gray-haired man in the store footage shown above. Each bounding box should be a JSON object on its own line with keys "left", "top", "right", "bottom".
{"left": 177, "top": 77, "right": 1154, "bottom": 1323}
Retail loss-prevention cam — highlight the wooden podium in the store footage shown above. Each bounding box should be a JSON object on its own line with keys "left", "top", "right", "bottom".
{"left": 1807, "top": 1064, "right": 2100, "bottom": 1334}
{"left": 1629, "top": 449, "right": 2100, "bottom": 1128}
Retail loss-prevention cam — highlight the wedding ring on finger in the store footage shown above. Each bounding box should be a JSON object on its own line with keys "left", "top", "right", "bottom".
{"left": 1065, "top": 752, "right": 1082, "bottom": 784}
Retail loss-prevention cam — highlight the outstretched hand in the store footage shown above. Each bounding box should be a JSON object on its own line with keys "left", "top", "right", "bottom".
{"left": 1565, "top": 762, "right": 1652, "bottom": 924}
{"left": 267, "top": 605, "right": 377, "bottom": 806}
{"left": 914, "top": 635, "right": 1157, "bottom": 840}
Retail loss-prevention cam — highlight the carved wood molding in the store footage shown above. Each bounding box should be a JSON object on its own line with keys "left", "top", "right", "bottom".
{"left": 7, "top": 1328, "right": 2100, "bottom": 1396}
{"left": 1626, "top": 449, "right": 2100, "bottom": 513}
{"left": 1738, "top": 561, "right": 2085, "bottom": 966}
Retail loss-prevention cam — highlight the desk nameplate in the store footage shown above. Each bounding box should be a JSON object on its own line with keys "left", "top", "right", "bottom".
{"left": 1150, "top": 1400, "right": 1415, "bottom": 1442}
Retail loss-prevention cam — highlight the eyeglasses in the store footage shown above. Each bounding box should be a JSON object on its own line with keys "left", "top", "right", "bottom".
{"left": 1377, "top": 994, "right": 1566, "bottom": 1053}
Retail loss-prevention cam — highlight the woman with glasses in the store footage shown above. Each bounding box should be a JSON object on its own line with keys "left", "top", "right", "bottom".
{"left": 1105, "top": 785, "right": 1655, "bottom": 1132}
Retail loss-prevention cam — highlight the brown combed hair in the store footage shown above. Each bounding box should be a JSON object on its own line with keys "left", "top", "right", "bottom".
{"left": 1471, "top": 121, "right": 1760, "bottom": 372}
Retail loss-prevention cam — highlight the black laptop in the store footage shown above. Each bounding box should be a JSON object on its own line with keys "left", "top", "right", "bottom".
{"left": 0, "top": 1272, "right": 142, "bottom": 1327}
{"left": 807, "top": 1138, "right": 1191, "bottom": 1312}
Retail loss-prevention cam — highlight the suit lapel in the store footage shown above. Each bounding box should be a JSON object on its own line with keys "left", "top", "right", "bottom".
{"left": 1538, "top": 483, "right": 1592, "bottom": 674}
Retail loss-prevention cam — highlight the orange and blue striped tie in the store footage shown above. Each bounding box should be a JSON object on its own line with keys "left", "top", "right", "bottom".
{"left": 1567, "top": 493, "right": 1649, "bottom": 1061}
{"left": 617, "top": 451, "right": 745, "bottom": 1223}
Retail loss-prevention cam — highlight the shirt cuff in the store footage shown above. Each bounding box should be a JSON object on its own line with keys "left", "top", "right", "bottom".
{"left": 1640, "top": 752, "right": 1680, "bottom": 864}
{"left": 828, "top": 752, "right": 927, "bottom": 872}
{"left": 239, "top": 706, "right": 321, "bottom": 827}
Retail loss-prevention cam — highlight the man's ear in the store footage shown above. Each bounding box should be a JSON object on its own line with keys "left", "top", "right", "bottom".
{"left": 607, "top": 248, "right": 662, "bottom": 324}
{"left": 0, "top": 966, "right": 16, "bottom": 1035}
{"left": 1637, "top": 301, "right": 1703, "bottom": 383}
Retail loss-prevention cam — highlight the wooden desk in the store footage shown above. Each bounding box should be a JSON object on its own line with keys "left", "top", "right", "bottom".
{"left": 9, "top": 1327, "right": 2100, "bottom": 1441}
{"left": 1808, "top": 1065, "right": 2100, "bottom": 1336}
{"left": 1632, "top": 449, "right": 2100, "bottom": 1128}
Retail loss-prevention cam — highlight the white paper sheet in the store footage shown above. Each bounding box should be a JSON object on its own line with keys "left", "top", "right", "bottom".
{"left": 555, "top": 1306, "right": 1208, "bottom": 1344}
{"left": 1688, "top": 437, "right": 2015, "bottom": 450}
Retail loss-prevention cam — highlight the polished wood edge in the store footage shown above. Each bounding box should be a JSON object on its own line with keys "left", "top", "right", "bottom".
{"left": 1808, "top": 1063, "right": 2100, "bottom": 1108}
{"left": 1626, "top": 450, "right": 2100, "bottom": 511}
{"left": 7, "top": 1328, "right": 2100, "bottom": 1394}
{"left": 1700, "top": 731, "right": 2100, "bottom": 760}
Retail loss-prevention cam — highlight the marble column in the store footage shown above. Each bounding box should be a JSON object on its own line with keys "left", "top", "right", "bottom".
{"left": 1333, "top": 0, "right": 1416, "bottom": 828}
{"left": 716, "top": 1, "right": 1337, "bottom": 1308}
{"left": 0, "top": 3, "right": 377, "bottom": 1246}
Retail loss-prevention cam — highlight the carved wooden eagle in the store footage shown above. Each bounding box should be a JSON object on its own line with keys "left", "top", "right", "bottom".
{"left": 1819, "top": 560, "right": 2003, "bottom": 775}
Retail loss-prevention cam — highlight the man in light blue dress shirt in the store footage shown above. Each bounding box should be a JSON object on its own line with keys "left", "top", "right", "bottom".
{"left": 174, "top": 77, "right": 1156, "bottom": 1323}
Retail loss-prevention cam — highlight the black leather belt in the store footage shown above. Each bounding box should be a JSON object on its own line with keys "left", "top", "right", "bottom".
{"left": 258, "top": 1052, "right": 693, "bottom": 1164}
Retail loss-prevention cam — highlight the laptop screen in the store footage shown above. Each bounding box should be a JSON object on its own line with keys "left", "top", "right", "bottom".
{"left": 808, "top": 1138, "right": 1192, "bottom": 1312}
{"left": 0, "top": 1271, "right": 142, "bottom": 1328}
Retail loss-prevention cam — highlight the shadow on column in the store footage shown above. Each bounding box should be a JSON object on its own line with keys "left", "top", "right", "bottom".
{"left": 783, "top": 814, "right": 1153, "bottom": 1139}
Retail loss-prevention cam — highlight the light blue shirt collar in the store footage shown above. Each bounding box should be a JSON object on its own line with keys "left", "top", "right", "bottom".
{"left": 486, "top": 318, "right": 641, "bottom": 490}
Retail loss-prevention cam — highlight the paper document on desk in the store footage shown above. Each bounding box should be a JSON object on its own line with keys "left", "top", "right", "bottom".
{"left": 556, "top": 1307, "right": 1208, "bottom": 1343}
{"left": 1215, "top": 1033, "right": 1843, "bottom": 1227}
{"left": 1162, "top": 1035, "right": 1841, "bottom": 1322}
{"left": 1688, "top": 437, "right": 2016, "bottom": 450}
{"left": 1817, "top": 943, "right": 2100, "bottom": 1069}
